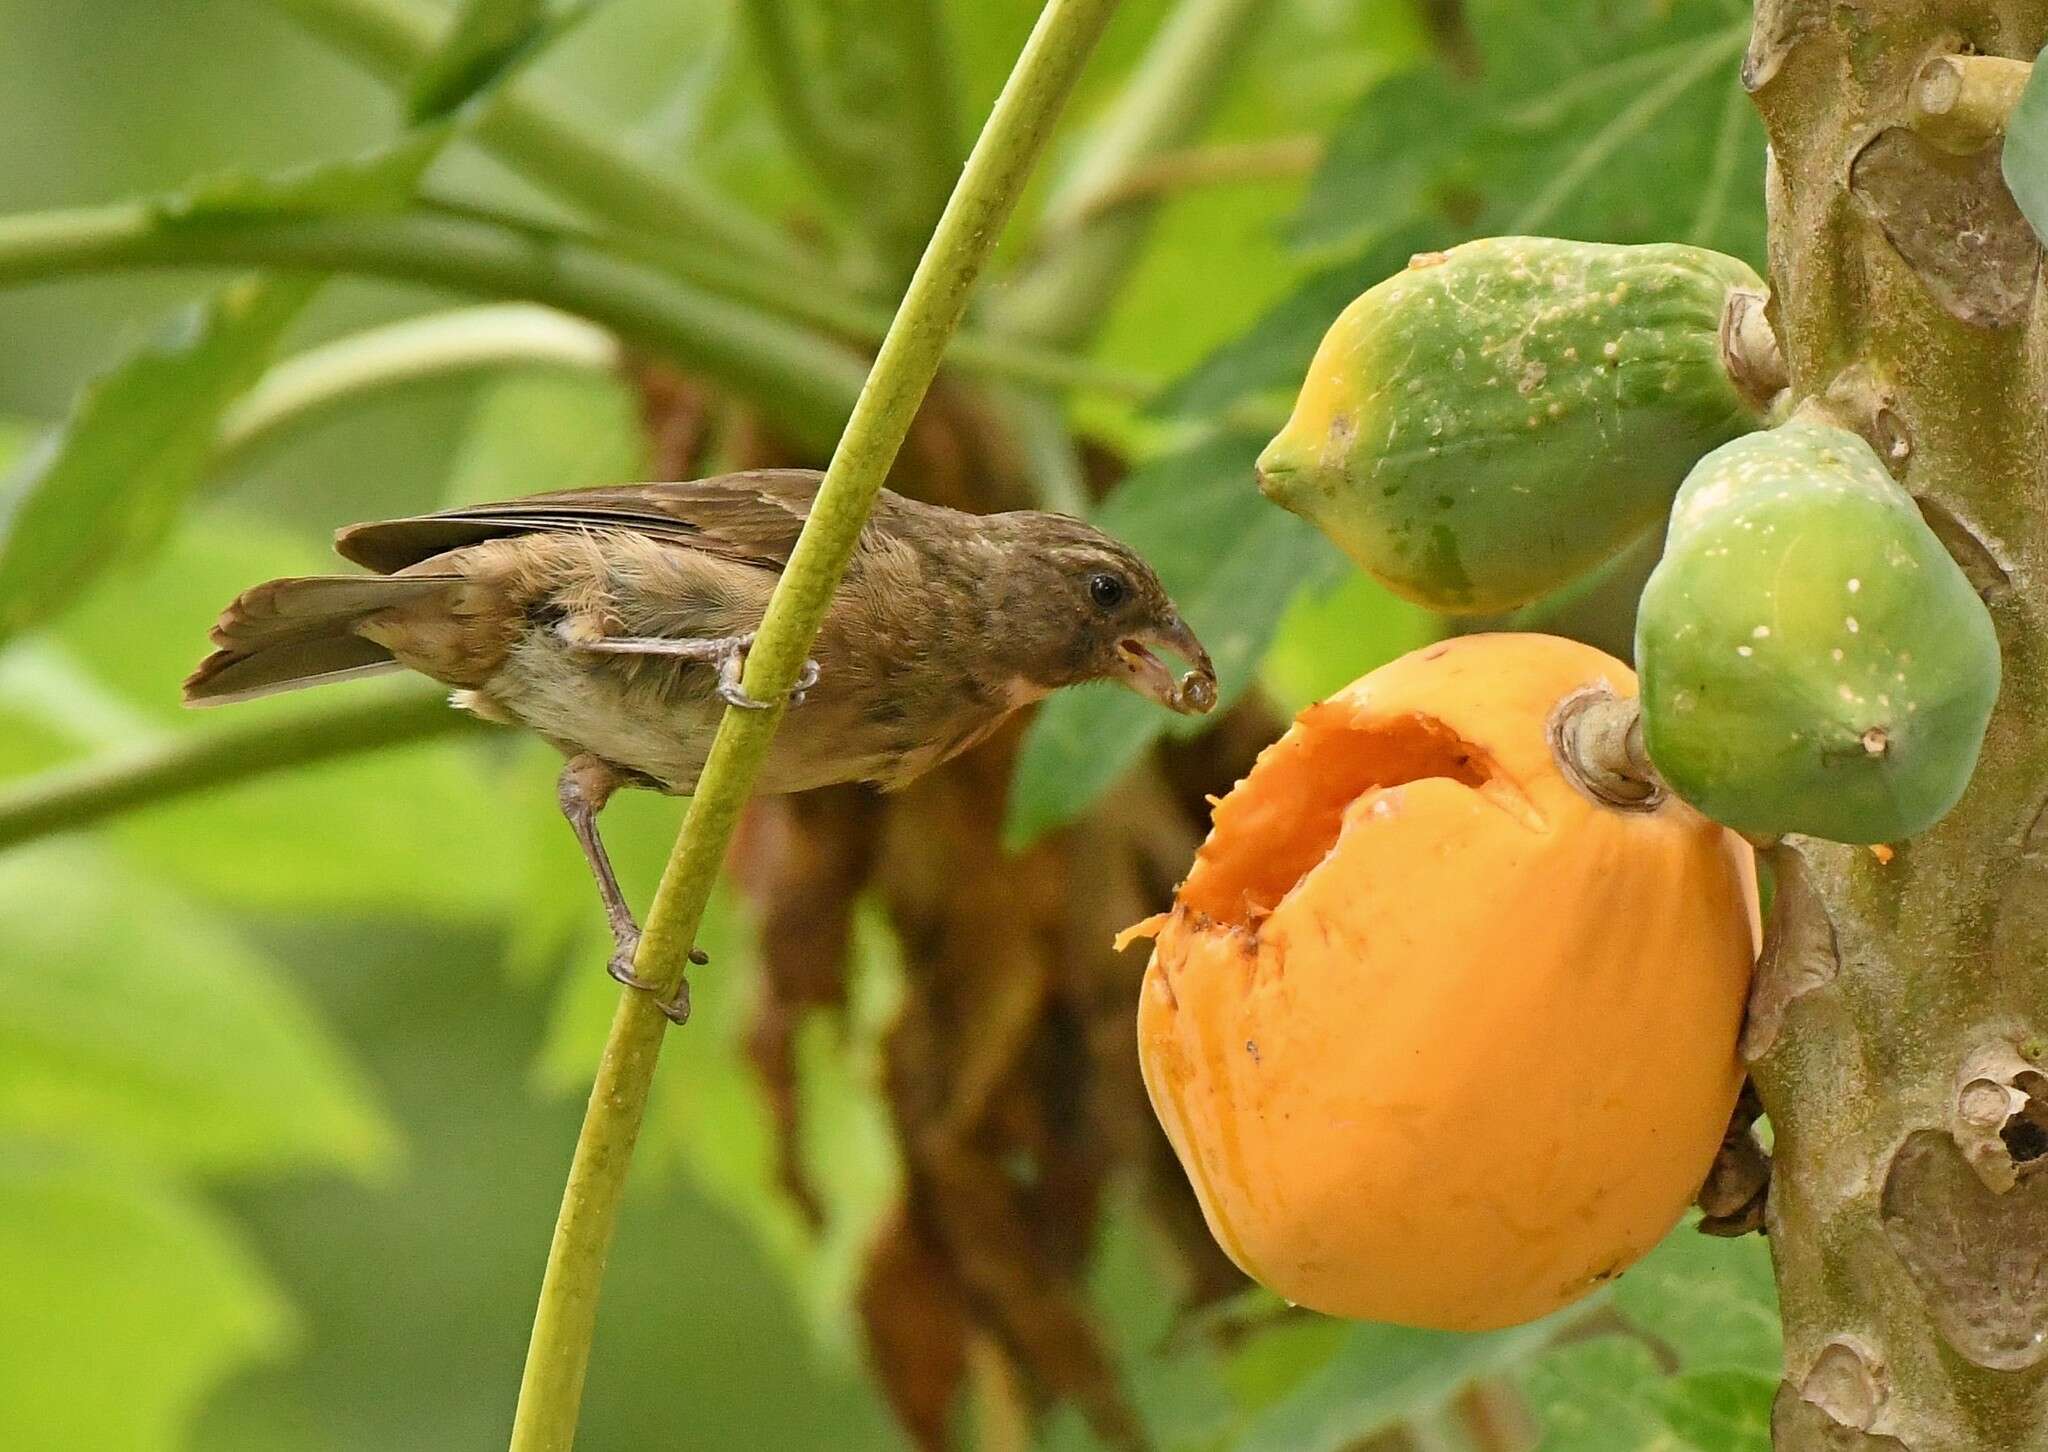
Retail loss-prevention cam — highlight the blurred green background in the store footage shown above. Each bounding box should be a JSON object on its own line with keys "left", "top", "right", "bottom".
{"left": 0, "top": 1, "right": 1781, "bottom": 1448}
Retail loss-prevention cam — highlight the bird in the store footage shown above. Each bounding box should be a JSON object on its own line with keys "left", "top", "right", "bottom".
{"left": 184, "top": 468, "right": 1217, "bottom": 1020}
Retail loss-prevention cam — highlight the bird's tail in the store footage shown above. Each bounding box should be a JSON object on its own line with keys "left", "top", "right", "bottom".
{"left": 182, "top": 574, "right": 454, "bottom": 706}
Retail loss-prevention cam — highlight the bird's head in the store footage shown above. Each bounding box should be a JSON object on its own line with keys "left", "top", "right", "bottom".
{"left": 989, "top": 514, "right": 1217, "bottom": 716}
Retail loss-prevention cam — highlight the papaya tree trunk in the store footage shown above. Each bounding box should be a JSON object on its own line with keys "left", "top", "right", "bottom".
{"left": 1742, "top": 1, "right": 2048, "bottom": 1446}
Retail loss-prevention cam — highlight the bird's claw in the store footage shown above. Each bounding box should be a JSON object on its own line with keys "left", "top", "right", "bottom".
{"left": 789, "top": 658, "right": 821, "bottom": 707}
{"left": 715, "top": 637, "right": 820, "bottom": 711}
{"left": 605, "top": 931, "right": 700, "bottom": 1025}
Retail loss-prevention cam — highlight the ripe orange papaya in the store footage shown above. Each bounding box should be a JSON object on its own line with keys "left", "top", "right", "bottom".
{"left": 1128, "top": 634, "right": 1759, "bottom": 1329}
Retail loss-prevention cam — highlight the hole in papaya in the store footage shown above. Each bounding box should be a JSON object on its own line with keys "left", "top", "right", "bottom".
{"left": 1180, "top": 711, "right": 1493, "bottom": 931}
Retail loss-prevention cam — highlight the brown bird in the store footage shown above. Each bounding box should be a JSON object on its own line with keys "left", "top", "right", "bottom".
{"left": 184, "top": 469, "right": 1216, "bottom": 1018}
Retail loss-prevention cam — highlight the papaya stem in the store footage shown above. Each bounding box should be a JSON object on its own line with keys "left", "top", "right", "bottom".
{"left": 1907, "top": 54, "right": 2032, "bottom": 154}
{"left": 1548, "top": 688, "right": 1664, "bottom": 812}
{"left": 505, "top": 3, "right": 1126, "bottom": 1447}
{"left": 1719, "top": 286, "right": 1789, "bottom": 412}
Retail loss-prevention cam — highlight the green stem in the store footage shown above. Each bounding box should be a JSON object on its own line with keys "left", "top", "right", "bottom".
{"left": 0, "top": 202, "right": 867, "bottom": 453}
{"left": 735, "top": 0, "right": 872, "bottom": 204}
{"left": 1062, "top": 134, "right": 1323, "bottom": 222}
{"left": 506, "top": 1, "right": 1125, "bottom": 1446}
{"left": 579, "top": 217, "right": 1159, "bottom": 397}
{"left": 995, "top": 0, "right": 1278, "bottom": 347}
{"left": 263, "top": 0, "right": 824, "bottom": 279}
{"left": 217, "top": 303, "right": 621, "bottom": 465}
{"left": 0, "top": 688, "right": 475, "bottom": 853}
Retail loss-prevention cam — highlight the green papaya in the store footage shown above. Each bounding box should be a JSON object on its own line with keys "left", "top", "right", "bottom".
{"left": 1257, "top": 237, "right": 1775, "bottom": 613}
{"left": 1636, "top": 418, "right": 2000, "bottom": 844}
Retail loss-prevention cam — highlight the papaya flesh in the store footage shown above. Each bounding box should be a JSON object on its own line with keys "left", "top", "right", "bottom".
{"left": 1636, "top": 419, "right": 2001, "bottom": 844}
{"left": 1130, "top": 634, "right": 1759, "bottom": 1329}
{"left": 1258, "top": 237, "right": 1771, "bottom": 614}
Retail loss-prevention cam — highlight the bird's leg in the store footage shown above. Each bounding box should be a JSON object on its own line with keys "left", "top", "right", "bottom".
{"left": 555, "top": 621, "right": 820, "bottom": 711}
{"left": 555, "top": 753, "right": 700, "bottom": 1024}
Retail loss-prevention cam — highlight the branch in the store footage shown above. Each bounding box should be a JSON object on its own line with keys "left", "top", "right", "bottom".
{"left": 1907, "top": 53, "right": 2032, "bottom": 154}
{"left": 217, "top": 303, "right": 621, "bottom": 464}
{"left": 263, "top": 0, "right": 827, "bottom": 279}
{"left": 0, "top": 202, "right": 868, "bottom": 453}
{"left": 1063, "top": 134, "right": 1323, "bottom": 224}
{"left": 508, "top": 0, "right": 1127, "bottom": 1445}
{"left": 995, "top": 0, "right": 1279, "bottom": 347}
{"left": 0, "top": 688, "right": 477, "bottom": 853}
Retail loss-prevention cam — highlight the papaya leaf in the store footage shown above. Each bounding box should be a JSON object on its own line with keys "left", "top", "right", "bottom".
{"left": 0, "top": 131, "right": 453, "bottom": 650}
{"left": 1612, "top": 1222, "right": 1782, "bottom": 1377}
{"left": 440, "top": 368, "right": 645, "bottom": 508}
{"left": 408, "top": 0, "right": 612, "bottom": 124}
{"left": 0, "top": 276, "right": 314, "bottom": 647}
{"left": 1657, "top": 1370, "right": 1776, "bottom": 1452}
{"left": 0, "top": 843, "right": 397, "bottom": 1175}
{"left": 0, "top": 1147, "right": 291, "bottom": 1452}
{"left": 1003, "top": 431, "right": 1346, "bottom": 849}
{"left": 1147, "top": 217, "right": 1452, "bottom": 420}
{"left": 1521, "top": 1336, "right": 1686, "bottom": 1452}
{"left": 1297, "top": 0, "right": 1765, "bottom": 267}
{"left": 1235, "top": 1311, "right": 1578, "bottom": 1452}
{"left": 2003, "top": 43, "right": 2048, "bottom": 247}
{"left": 12, "top": 514, "right": 524, "bottom": 917}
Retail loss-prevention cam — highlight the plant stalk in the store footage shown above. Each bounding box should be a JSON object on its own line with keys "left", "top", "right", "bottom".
{"left": 0, "top": 688, "right": 476, "bottom": 853}
{"left": 217, "top": 303, "right": 621, "bottom": 465}
{"left": 263, "top": 0, "right": 825, "bottom": 278}
{"left": 505, "top": 2, "right": 1125, "bottom": 1446}
{"left": 0, "top": 202, "right": 868, "bottom": 453}
{"left": 1743, "top": 2, "right": 2048, "bottom": 1446}
{"left": 995, "top": 0, "right": 1278, "bottom": 347}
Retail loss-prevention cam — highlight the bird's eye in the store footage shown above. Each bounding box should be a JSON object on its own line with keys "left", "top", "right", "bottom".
{"left": 1089, "top": 572, "right": 1126, "bottom": 609}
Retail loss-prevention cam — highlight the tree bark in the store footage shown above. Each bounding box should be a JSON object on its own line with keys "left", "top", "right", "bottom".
{"left": 1742, "top": 2, "right": 2048, "bottom": 1446}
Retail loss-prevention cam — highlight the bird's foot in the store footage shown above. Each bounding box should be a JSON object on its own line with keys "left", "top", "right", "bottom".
{"left": 714, "top": 633, "right": 821, "bottom": 712}
{"left": 604, "top": 927, "right": 706, "bottom": 1025}
{"left": 555, "top": 621, "right": 817, "bottom": 711}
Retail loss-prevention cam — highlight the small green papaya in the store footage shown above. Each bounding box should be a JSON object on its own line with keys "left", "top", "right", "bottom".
{"left": 1636, "top": 419, "right": 2000, "bottom": 844}
{"left": 1257, "top": 237, "right": 1774, "bottom": 613}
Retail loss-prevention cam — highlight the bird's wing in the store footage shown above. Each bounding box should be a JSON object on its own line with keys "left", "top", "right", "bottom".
{"left": 334, "top": 470, "right": 839, "bottom": 574}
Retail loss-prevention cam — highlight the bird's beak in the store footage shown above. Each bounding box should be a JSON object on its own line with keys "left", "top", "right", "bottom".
{"left": 1115, "top": 614, "right": 1217, "bottom": 715}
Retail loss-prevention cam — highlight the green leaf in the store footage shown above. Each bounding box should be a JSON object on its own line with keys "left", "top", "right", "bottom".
{"left": 1613, "top": 1221, "right": 1781, "bottom": 1377}
{"left": 6, "top": 514, "right": 528, "bottom": 917}
{"left": 1260, "top": 567, "right": 1441, "bottom": 714}
{"left": 1237, "top": 1312, "right": 1576, "bottom": 1452}
{"left": 1298, "top": 0, "right": 1765, "bottom": 266}
{"left": 0, "top": 843, "right": 397, "bottom": 1174}
{"left": 2003, "top": 43, "right": 2048, "bottom": 247}
{"left": 441, "top": 368, "right": 646, "bottom": 506}
{"left": 0, "top": 133, "right": 459, "bottom": 647}
{"left": 0, "top": 1147, "right": 291, "bottom": 1452}
{"left": 1657, "top": 1370, "right": 1776, "bottom": 1452}
{"left": 158, "top": 130, "right": 447, "bottom": 222}
{"left": 1148, "top": 219, "right": 1454, "bottom": 421}
{"left": 409, "top": 0, "right": 611, "bottom": 124}
{"left": 1004, "top": 432, "right": 1347, "bottom": 848}
{"left": 0, "top": 278, "right": 314, "bottom": 647}
{"left": 1291, "top": 69, "right": 1473, "bottom": 255}
{"left": 1522, "top": 1336, "right": 1687, "bottom": 1452}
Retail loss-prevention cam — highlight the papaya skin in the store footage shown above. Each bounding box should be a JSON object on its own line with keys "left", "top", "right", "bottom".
{"left": 1258, "top": 238, "right": 1769, "bottom": 614}
{"left": 1637, "top": 419, "right": 2002, "bottom": 844}
{"left": 1132, "top": 634, "right": 1759, "bottom": 1329}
